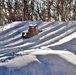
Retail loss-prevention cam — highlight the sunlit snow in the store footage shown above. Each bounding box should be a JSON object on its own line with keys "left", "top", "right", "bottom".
{"left": 0, "top": 21, "right": 76, "bottom": 75}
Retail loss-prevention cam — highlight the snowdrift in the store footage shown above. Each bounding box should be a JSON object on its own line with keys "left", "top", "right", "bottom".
{"left": 0, "top": 21, "right": 76, "bottom": 75}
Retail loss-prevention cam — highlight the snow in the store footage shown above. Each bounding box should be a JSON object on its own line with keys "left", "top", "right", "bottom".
{"left": 0, "top": 21, "right": 76, "bottom": 75}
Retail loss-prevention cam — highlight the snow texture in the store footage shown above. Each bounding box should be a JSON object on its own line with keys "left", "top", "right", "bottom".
{"left": 0, "top": 21, "right": 76, "bottom": 75}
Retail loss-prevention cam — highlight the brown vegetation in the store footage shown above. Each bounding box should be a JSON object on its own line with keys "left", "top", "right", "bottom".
{"left": 0, "top": 0, "right": 76, "bottom": 25}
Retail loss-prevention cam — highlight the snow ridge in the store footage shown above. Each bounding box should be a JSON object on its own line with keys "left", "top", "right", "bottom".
{"left": 0, "top": 21, "right": 76, "bottom": 75}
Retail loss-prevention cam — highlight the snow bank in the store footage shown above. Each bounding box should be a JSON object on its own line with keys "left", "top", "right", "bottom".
{"left": 0, "top": 21, "right": 76, "bottom": 75}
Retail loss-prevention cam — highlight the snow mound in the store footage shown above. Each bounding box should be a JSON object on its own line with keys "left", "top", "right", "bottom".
{"left": 0, "top": 21, "right": 76, "bottom": 75}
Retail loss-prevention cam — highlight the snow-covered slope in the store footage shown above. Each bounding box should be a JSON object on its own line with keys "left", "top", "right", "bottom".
{"left": 0, "top": 21, "right": 76, "bottom": 75}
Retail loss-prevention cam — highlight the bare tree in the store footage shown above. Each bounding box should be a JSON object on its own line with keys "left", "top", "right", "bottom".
{"left": 0, "top": 0, "right": 76, "bottom": 25}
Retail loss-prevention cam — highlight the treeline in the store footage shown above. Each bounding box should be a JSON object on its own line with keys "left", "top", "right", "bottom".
{"left": 0, "top": 0, "right": 76, "bottom": 25}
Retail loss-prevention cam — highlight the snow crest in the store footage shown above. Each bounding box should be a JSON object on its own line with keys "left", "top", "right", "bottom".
{"left": 0, "top": 21, "right": 76, "bottom": 75}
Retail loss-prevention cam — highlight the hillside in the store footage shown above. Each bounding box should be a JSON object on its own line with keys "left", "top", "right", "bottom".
{"left": 0, "top": 21, "right": 76, "bottom": 75}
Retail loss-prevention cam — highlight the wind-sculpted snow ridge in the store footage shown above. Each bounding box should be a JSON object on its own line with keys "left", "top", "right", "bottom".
{"left": 0, "top": 21, "right": 76, "bottom": 75}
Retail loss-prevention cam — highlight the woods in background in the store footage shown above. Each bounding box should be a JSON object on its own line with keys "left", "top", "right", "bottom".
{"left": 0, "top": 0, "right": 76, "bottom": 25}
